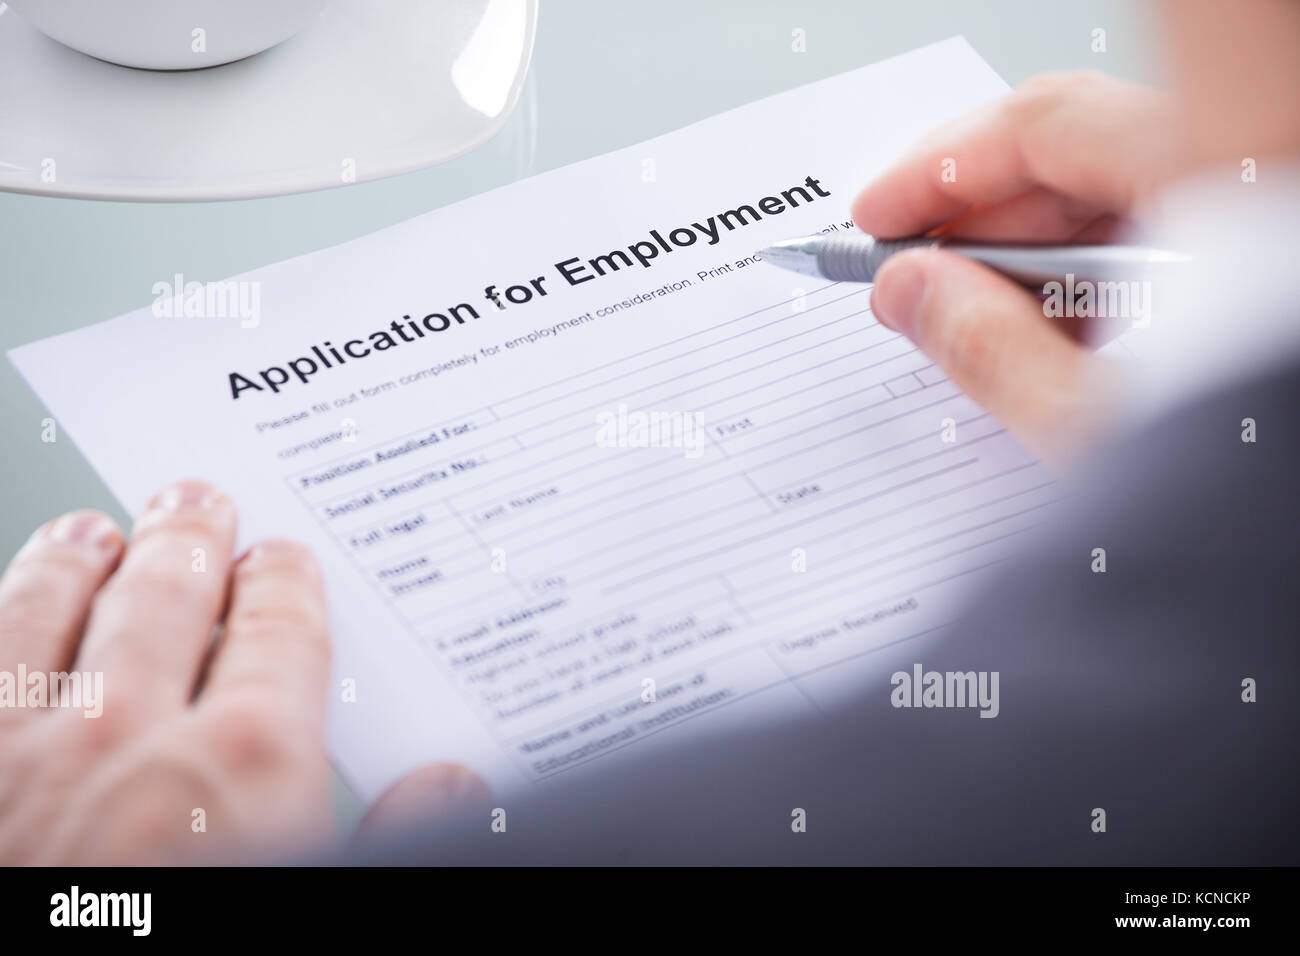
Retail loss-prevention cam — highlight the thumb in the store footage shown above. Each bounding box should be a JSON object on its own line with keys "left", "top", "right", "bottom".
{"left": 869, "top": 247, "right": 1115, "bottom": 468}
{"left": 350, "top": 762, "right": 489, "bottom": 848}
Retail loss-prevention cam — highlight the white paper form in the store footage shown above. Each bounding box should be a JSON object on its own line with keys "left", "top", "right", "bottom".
{"left": 9, "top": 38, "right": 1055, "bottom": 800}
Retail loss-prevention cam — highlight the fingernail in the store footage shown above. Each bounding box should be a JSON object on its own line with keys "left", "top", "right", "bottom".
{"left": 871, "top": 257, "right": 927, "bottom": 336}
{"left": 149, "top": 480, "right": 228, "bottom": 513}
{"left": 47, "top": 512, "right": 122, "bottom": 551}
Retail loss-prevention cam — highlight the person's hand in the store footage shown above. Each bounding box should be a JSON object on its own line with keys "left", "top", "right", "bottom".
{"left": 0, "top": 480, "right": 483, "bottom": 864}
{"left": 853, "top": 71, "right": 1187, "bottom": 468}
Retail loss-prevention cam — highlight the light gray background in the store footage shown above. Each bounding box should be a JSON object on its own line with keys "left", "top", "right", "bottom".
{"left": 0, "top": 0, "right": 1158, "bottom": 820}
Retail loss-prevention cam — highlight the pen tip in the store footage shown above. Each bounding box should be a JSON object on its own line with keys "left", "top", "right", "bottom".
{"left": 758, "top": 235, "right": 824, "bottom": 277}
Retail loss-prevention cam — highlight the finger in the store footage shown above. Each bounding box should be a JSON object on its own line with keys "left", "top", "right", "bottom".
{"left": 75, "top": 480, "right": 236, "bottom": 728}
{"left": 198, "top": 539, "right": 330, "bottom": 738}
{"left": 927, "top": 186, "right": 1115, "bottom": 243}
{"left": 0, "top": 512, "right": 123, "bottom": 680}
{"left": 351, "top": 763, "right": 490, "bottom": 848}
{"left": 852, "top": 72, "right": 1179, "bottom": 239}
{"left": 870, "top": 248, "right": 1114, "bottom": 468}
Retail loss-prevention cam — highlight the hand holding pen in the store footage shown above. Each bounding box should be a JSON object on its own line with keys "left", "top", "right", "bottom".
{"left": 767, "top": 72, "right": 1185, "bottom": 469}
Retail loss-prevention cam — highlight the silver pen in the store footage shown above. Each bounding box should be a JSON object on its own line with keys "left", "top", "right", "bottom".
{"left": 759, "top": 233, "right": 1191, "bottom": 286}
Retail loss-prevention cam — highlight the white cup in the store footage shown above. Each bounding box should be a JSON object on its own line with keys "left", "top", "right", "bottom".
{"left": 5, "top": 0, "right": 329, "bottom": 70}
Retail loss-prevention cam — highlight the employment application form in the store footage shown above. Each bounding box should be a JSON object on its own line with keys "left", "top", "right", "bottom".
{"left": 11, "top": 38, "right": 1052, "bottom": 799}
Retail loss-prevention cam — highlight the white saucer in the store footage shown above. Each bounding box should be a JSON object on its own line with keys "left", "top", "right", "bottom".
{"left": 0, "top": 0, "right": 537, "bottom": 201}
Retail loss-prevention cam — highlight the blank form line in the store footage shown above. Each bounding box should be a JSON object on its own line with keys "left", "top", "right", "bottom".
{"left": 746, "top": 532, "right": 1033, "bottom": 615}
{"left": 497, "top": 283, "right": 851, "bottom": 406}
{"left": 351, "top": 410, "right": 1005, "bottom": 577}
{"left": 294, "top": 284, "right": 858, "bottom": 475}
{"left": 733, "top": 504, "right": 1054, "bottom": 609}
{"left": 507, "top": 296, "right": 873, "bottom": 426}
{"left": 512, "top": 312, "right": 878, "bottom": 446}
{"left": 512, "top": 432, "right": 1000, "bottom": 562}
{"left": 601, "top": 458, "right": 981, "bottom": 592}
{"left": 323, "top": 336, "right": 945, "bottom": 535}
{"left": 623, "top": 469, "right": 1052, "bottom": 610}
